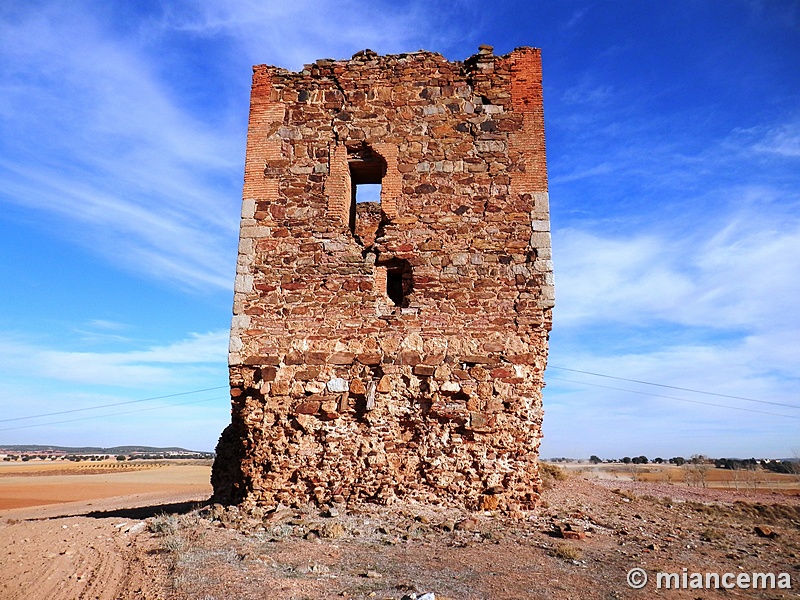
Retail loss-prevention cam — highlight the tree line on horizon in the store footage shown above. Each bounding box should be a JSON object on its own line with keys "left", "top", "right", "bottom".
{"left": 574, "top": 454, "right": 799, "bottom": 474}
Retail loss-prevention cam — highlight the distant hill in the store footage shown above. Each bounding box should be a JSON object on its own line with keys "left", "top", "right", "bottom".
{"left": 0, "top": 444, "right": 203, "bottom": 454}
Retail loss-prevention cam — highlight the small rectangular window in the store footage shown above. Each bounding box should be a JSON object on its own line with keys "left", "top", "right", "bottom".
{"left": 386, "top": 270, "right": 404, "bottom": 306}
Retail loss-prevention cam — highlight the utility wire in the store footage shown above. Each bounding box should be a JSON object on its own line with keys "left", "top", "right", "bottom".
{"left": 0, "top": 396, "right": 225, "bottom": 432}
{"left": 548, "top": 376, "right": 800, "bottom": 420}
{"left": 3, "top": 366, "right": 795, "bottom": 433}
{"left": 548, "top": 366, "right": 800, "bottom": 410}
{"left": 0, "top": 386, "right": 229, "bottom": 423}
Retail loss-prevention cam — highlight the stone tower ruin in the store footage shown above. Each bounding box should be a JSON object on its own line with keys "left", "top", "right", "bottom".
{"left": 212, "top": 45, "right": 554, "bottom": 512}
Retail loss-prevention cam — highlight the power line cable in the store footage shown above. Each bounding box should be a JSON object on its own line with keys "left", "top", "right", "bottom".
{"left": 548, "top": 366, "right": 800, "bottom": 410}
{"left": 4, "top": 365, "right": 795, "bottom": 433}
{"left": 0, "top": 396, "right": 225, "bottom": 432}
{"left": 0, "top": 386, "right": 228, "bottom": 423}
{"left": 548, "top": 376, "right": 800, "bottom": 420}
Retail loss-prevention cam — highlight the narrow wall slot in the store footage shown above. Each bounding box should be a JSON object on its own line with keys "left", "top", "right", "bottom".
{"left": 387, "top": 270, "right": 404, "bottom": 306}
{"left": 379, "top": 258, "right": 413, "bottom": 308}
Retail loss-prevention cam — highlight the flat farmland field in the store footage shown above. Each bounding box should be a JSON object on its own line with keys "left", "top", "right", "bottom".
{"left": 0, "top": 459, "right": 212, "bottom": 512}
{"left": 553, "top": 462, "right": 800, "bottom": 494}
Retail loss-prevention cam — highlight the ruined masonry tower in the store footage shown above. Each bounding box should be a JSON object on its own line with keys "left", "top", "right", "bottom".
{"left": 211, "top": 45, "right": 554, "bottom": 512}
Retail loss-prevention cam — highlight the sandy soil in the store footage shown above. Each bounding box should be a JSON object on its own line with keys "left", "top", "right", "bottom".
{"left": 1, "top": 462, "right": 798, "bottom": 599}
{"left": 0, "top": 461, "right": 211, "bottom": 600}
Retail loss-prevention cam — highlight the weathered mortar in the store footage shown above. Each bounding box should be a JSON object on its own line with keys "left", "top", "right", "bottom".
{"left": 212, "top": 45, "right": 554, "bottom": 512}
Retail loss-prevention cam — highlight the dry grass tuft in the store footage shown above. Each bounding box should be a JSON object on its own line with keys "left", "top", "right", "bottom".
{"left": 610, "top": 488, "right": 636, "bottom": 501}
{"left": 148, "top": 513, "right": 180, "bottom": 536}
{"left": 540, "top": 462, "right": 567, "bottom": 490}
{"left": 161, "top": 534, "right": 187, "bottom": 554}
{"left": 699, "top": 527, "right": 724, "bottom": 542}
{"left": 551, "top": 542, "right": 583, "bottom": 561}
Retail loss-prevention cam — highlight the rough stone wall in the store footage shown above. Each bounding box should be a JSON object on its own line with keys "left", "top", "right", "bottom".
{"left": 212, "top": 45, "right": 554, "bottom": 512}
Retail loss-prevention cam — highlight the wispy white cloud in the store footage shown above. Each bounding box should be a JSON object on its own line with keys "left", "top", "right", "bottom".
{"left": 751, "top": 122, "right": 800, "bottom": 158}
{"left": 0, "top": 382, "right": 230, "bottom": 450}
{"left": 0, "top": 327, "right": 231, "bottom": 448}
{"left": 87, "top": 320, "right": 129, "bottom": 331}
{"left": 545, "top": 194, "right": 800, "bottom": 458}
{"left": 545, "top": 94, "right": 800, "bottom": 459}
{"left": 562, "top": 7, "right": 591, "bottom": 30}
{"left": 561, "top": 76, "right": 614, "bottom": 107}
{"left": 0, "top": 1, "right": 477, "bottom": 292}
{"left": 554, "top": 196, "right": 800, "bottom": 332}
{"left": 0, "top": 330, "right": 229, "bottom": 389}
{"left": 72, "top": 320, "right": 135, "bottom": 345}
{"left": 161, "top": 0, "right": 471, "bottom": 70}
{"left": 0, "top": 4, "right": 242, "bottom": 291}
{"left": 550, "top": 163, "right": 614, "bottom": 184}
{"left": 545, "top": 323, "right": 800, "bottom": 458}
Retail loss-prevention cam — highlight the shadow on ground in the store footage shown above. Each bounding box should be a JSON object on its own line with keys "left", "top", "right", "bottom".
{"left": 81, "top": 500, "right": 209, "bottom": 520}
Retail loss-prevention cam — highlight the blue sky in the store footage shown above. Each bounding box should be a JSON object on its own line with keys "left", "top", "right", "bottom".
{"left": 1, "top": 0, "right": 798, "bottom": 458}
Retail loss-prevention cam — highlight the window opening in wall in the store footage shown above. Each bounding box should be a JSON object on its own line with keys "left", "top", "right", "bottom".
{"left": 347, "top": 143, "right": 386, "bottom": 239}
{"left": 380, "top": 258, "right": 413, "bottom": 308}
{"left": 387, "top": 270, "right": 404, "bottom": 306}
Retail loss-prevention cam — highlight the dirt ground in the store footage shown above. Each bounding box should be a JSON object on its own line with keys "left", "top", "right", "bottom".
{"left": 0, "top": 460, "right": 212, "bottom": 599}
{"left": 1, "top": 461, "right": 799, "bottom": 599}
{"left": 0, "top": 460, "right": 211, "bottom": 511}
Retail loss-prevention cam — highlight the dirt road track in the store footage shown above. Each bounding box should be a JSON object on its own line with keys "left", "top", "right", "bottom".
{"left": 3, "top": 515, "right": 145, "bottom": 599}
{"left": 0, "top": 490, "right": 207, "bottom": 600}
{"left": 0, "top": 461, "right": 212, "bottom": 600}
